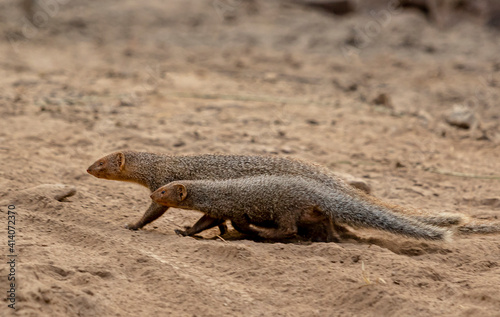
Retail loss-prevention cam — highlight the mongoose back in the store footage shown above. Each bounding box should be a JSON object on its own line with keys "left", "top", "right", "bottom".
{"left": 150, "top": 176, "right": 450, "bottom": 241}
{"left": 87, "top": 151, "right": 465, "bottom": 237}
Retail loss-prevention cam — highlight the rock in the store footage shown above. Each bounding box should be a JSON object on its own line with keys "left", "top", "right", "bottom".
{"left": 118, "top": 100, "right": 134, "bottom": 107}
{"left": 54, "top": 189, "right": 77, "bottom": 202}
{"left": 5, "top": 184, "right": 77, "bottom": 205}
{"left": 372, "top": 93, "right": 392, "bottom": 108}
{"left": 480, "top": 198, "right": 500, "bottom": 208}
{"left": 395, "top": 161, "right": 406, "bottom": 168}
{"left": 173, "top": 140, "right": 186, "bottom": 147}
{"left": 306, "top": 119, "right": 320, "bottom": 125}
{"left": 280, "top": 146, "right": 295, "bottom": 154}
{"left": 445, "top": 104, "right": 477, "bottom": 129}
{"left": 335, "top": 172, "right": 372, "bottom": 194}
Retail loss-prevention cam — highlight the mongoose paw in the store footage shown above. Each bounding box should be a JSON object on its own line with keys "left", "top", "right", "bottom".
{"left": 174, "top": 229, "right": 189, "bottom": 236}
{"left": 125, "top": 223, "right": 140, "bottom": 230}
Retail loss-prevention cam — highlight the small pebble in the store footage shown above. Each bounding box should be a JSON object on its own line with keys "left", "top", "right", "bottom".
{"left": 445, "top": 104, "right": 477, "bottom": 129}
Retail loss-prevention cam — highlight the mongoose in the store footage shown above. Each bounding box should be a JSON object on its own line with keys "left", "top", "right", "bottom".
{"left": 86, "top": 151, "right": 464, "bottom": 239}
{"left": 150, "top": 176, "right": 450, "bottom": 241}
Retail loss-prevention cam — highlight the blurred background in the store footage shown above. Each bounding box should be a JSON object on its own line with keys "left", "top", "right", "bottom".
{"left": 1, "top": 1, "right": 500, "bottom": 316}
{"left": 1, "top": 0, "right": 499, "bottom": 187}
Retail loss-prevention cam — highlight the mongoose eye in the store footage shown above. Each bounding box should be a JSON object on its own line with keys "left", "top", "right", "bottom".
{"left": 161, "top": 191, "right": 165, "bottom": 194}
{"left": 99, "top": 162, "right": 104, "bottom": 166}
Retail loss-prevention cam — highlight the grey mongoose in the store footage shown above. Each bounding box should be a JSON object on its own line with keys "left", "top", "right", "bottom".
{"left": 150, "top": 176, "right": 451, "bottom": 241}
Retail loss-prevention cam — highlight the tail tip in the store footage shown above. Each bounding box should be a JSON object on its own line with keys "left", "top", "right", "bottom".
{"left": 442, "top": 229, "right": 454, "bottom": 242}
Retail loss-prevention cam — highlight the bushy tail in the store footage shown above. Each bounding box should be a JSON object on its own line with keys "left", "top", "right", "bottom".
{"left": 457, "top": 220, "right": 500, "bottom": 235}
{"left": 321, "top": 194, "right": 451, "bottom": 241}
{"left": 358, "top": 193, "right": 467, "bottom": 228}
{"left": 409, "top": 213, "right": 466, "bottom": 227}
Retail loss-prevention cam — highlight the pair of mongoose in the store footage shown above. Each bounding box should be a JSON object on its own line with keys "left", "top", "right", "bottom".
{"left": 87, "top": 151, "right": 497, "bottom": 241}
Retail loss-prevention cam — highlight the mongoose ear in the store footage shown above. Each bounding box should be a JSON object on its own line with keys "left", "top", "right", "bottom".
{"left": 175, "top": 184, "right": 187, "bottom": 201}
{"left": 117, "top": 152, "right": 126, "bottom": 171}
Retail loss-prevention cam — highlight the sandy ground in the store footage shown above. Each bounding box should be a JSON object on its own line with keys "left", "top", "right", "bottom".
{"left": 1, "top": 0, "right": 500, "bottom": 316}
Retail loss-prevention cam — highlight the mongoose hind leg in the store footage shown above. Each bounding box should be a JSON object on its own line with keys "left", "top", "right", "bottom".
{"left": 253, "top": 225, "right": 298, "bottom": 240}
{"left": 230, "top": 217, "right": 261, "bottom": 236}
{"left": 297, "top": 219, "right": 338, "bottom": 242}
{"left": 126, "top": 202, "right": 168, "bottom": 230}
{"left": 314, "top": 219, "right": 340, "bottom": 242}
{"left": 249, "top": 216, "right": 298, "bottom": 240}
{"left": 298, "top": 208, "right": 340, "bottom": 242}
{"left": 298, "top": 220, "right": 361, "bottom": 242}
{"left": 175, "top": 214, "right": 227, "bottom": 236}
{"left": 332, "top": 221, "right": 360, "bottom": 241}
{"left": 297, "top": 207, "right": 359, "bottom": 242}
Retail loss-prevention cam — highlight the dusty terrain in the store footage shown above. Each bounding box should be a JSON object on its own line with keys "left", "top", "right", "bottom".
{"left": 1, "top": 0, "right": 500, "bottom": 316}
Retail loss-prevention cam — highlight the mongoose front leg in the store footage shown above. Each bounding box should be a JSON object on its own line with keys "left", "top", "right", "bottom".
{"left": 187, "top": 215, "right": 228, "bottom": 235}
{"left": 175, "top": 214, "right": 227, "bottom": 237}
{"left": 125, "top": 202, "right": 168, "bottom": 230}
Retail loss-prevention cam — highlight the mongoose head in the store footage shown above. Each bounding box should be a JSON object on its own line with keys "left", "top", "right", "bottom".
{"left": 150, "top": 183, "right": 187, "bottom": 207}
{"left": 87, "top": 152, "right": 126, "bottom": 180}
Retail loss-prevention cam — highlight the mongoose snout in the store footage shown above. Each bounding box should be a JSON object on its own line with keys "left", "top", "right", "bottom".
{"left": 150, "top": 190, "right": 163, "bottom": 201}
{"left": 87, "top": 159, "right": 106, "bottom": 177}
